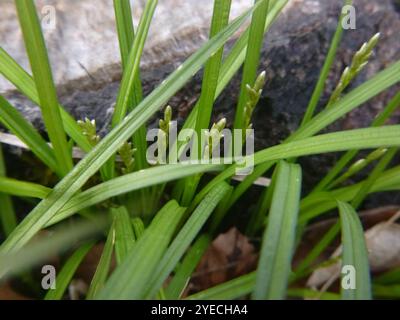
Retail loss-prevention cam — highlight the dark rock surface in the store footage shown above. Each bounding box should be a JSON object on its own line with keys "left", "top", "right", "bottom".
{"left": 1, "top": 0, "right": 400, "bottom": 191}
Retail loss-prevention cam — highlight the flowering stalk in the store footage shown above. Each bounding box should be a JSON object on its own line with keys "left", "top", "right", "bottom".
{"left": 329, "top": 147, "right": 387, "bottom": 188}
{"left": 243, "top": 71, "right": 266, "bottom": 136}
{"left": 118, "top": 142, "right": 136, "bottom": 174}
{"left": 328, "top": 33, "right": 380, "bottom": 107}
{"left": 204, "top": 118, "right": 226, "bottom": 159}
{"left": 157, "top": 105, "right": 172, "bottom": 164}
{"left": 77, "top": 117, "right": 100, "bottom": 147}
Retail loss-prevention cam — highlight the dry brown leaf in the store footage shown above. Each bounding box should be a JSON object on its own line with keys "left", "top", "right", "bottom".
{"left": 294, "top": 206, "right": 400, "bottom": 270}
{"left": 307, "top": 210, "right": 400, "bottom": 289}
{"left": 190, "top": 228, "right": 258, "bottom": 292}
{"left": 365, "top": 221, "right": 400, "bottom": 271}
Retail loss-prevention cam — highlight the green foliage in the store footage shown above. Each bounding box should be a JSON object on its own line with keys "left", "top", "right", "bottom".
{"left": 45, "top": 242, "right": 94, "bottom": 300}
{"left": 118, "top": 142, "right": 136, "bottom": 174}
{"left": 0, "top": 146, "right": 16, "bottom": 236}
{"left": 253, "top": 161, "right": 302, "bottom": 299}
{"left": 328, "top": 33, "right": 380, "bottom": 107}
{"left": 0, "top": 0, "right": 399, "bottom": 301}
{"left": 77, "top": 118, "right": 100, "bottom": 147}
{"left": 243, "top": 71, "right": 266, "bottom": 131}
{"left": 338, "top": 201, "right": 371, "bottom": 300}
{"left": 15, "top": 0, "right": 73, "bottom": 176}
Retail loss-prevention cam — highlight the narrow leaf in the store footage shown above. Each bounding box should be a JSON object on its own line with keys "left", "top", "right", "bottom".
{"left": 145, "top": 182, "right": 231, "bottom": 298}
{"left": 45, "top": 242, "right": 94, "bottom": 300}
{"left": 187, "top": 272, "right": 256, "bottom": 300}
{"left": 0, "top": 145, "right": 17, "bottom": 235}
{"left": 0, "top": 95, "right": 58, "bottom": 174}
{"left": 97, "top": 200, "right": 185, "bottom": 299}
{"left": 0, "top": 47, "right": 92, "bottom": 152}
{"left": 338, "top": 201, "right": 371, "bottom": 300}
{"left": 15, "top": 0, "right": 72, "bottom": 175}
{"left": 86, "top": 223, "right": 116, "bottom": 300}
{"left": 0, "top": 176, "right": 51, "bottom": 199}
{"left": 0, "top": 6, "right": 255, "bottom": 255}
{"left": 111, "top": 0, "right": 157, "bottom": 126}
{"left": 300, "top": 0, "right": 352, "bottom": 126}
{"left": 112, "top": 206, "right": 135, "bottom": 265}
{"left": 48, "top": 164, "right": 222, "bottom": 226}
{"left": 253, "top": 161, "right": 302, "bottom": 299}
{"left": 165, "top": 234, "right": 211, "bottom": 299}
{"left": 234, "top": 0, "right": 270, "bottom": 129}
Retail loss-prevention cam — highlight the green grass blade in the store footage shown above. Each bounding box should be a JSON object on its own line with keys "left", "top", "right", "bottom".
{"left": 287, "top": 288, "right": 340, "bottom": 300}
{"left": 226, "top": 161, "right": 273, "bottom": 213}
{"left": 175, "top": 0, "right": 286, "bottom": 152}
{"left": 290, "top": 60, "right": 400, "bottom": 141}
{"left": 0, "top": 145, "right": 17, "bottom": 236}
{"left": 53, "top": 148, "right": 392, "bottom": 235}
{"left": 86, "top": 223, "right": 115, "bottom": 300}
{"left": 208, "top": 184, "right": 234, "bottom": 233}
{"left": 0, "top": 95, "right": 58, "bottom": 174}
{"left": 112, "top": 206, "right": 135, "bottom": 265}
{"left": 351, "top": 148, "right": 397, "bottom": 208}
{"left": 300, "top": 0, "right": 351, "bottom": 126}
{"left": 131, "top": 217, "right": 145, "bottom": 239}
{"left": 145, "top": 182, "right": 231, "bottom": 298}
{"left": 374, "top": 267, "right": 400, "bottom": 285}
{"left": 114, "top": 0, "right": 135, "bottom": 70}
{"left": 113, "top": 0, "right": 147, "bottom": 171}
{"left": 253, "top": 126, "right": 400, "bottom": 165}
{"left": 193, "top": 124, "right": 400, "bottom": 210}
{"left": 194, "top": 61, "right": 400, "bottom": 212}
{"left": 165, "top": 234, "right": 211, "bottom": 299}
{"left": 15, "top": 0, "right": 73, "bottom": 175}
{"left": 372, "top": 91, "right": 400, "bottom": 126}
{"left": 0, "top": 7, "right": 255, "bottom": 254}
{"left": 48, "top": 164, "right": 222, "bottom": 226}
{"left": 0, "top": 47, "right": 36, "bottom": 99}
{"left": 186, "top": 271, "right": 340, "bottom": 300}
{"left": 313, "top": 150, "right": 359, "bottom": 193}
{"left": 0, "top": 47, "right": 92, "bottom": 153}
{"left": 97, "top": 200, "right": 185, "bottom": 299}
{"left": 337, "top": 201, "right": 371, "bottom": 300}
{"left": 179, "top": 0, "right": 231, "bottom": 204}
{"left": 372, "top": 284, "right": 400, "bottom": 299}
{"left": 292, "top": 222, "right": 340, "bottom": 280}
{"left": 195, "top": 0, "right": 232, "bottom": 134}
{"left": 246, "top": 163, "right": 277, "bottom": 235}
{"left": 0, "top": 217, "right": 107, "bottom": 280}
{"left": 0, "top": 195, "right": 15, "bottom": 237}
{"left": 313, "top": 91, "right": 400, "bottom": 192}
{"left": 300, "top": 165, "right": 400, "bottom": 223}
{"left": 253, "top": 161, "right": 302, "bottom": 299}
{"left": 0, "top": 176, "right": 51, "bottom": 199}
{"left": 167, "top": 0, "right": 284, "bottom": 165}
{"left": 44, "top": 242, "right": 94, "bottom": 300}
{"left": 233, "top": 0, "right": 270, "bottom": 130}
{"left": 187, "top": 272, "right": 256, "bottom": 300}
{"left": 111, "top": 0, "right": 156, "bottom": 127}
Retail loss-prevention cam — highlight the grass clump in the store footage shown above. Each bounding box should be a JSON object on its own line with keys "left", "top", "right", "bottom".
{"left": 0, "top": 0, "right": 399, "bottom": 301}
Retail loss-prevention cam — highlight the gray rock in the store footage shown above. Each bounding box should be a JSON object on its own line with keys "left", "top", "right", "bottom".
{"left": 0, "top": 0, "right": 252, "bottom": 132}
{"left": 1, "top": 0, "right": 400, "bottom": 186}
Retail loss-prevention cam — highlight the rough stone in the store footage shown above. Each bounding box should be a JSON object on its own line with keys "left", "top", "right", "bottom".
{"left": 1, "top": 0, "right": 400, "bottom": 189}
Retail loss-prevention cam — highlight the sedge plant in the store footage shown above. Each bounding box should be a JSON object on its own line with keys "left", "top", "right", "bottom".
{"left": 0, "top": 0, "right": 399, "bottom": 300}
